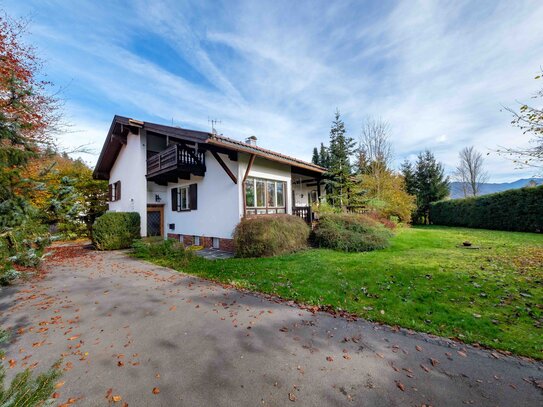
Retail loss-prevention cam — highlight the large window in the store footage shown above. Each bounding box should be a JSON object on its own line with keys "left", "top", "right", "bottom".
{"left": 245, "top": 177, "right": 286, "bottom": 215}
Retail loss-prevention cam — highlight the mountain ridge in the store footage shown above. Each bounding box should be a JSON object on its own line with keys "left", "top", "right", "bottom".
{"left": 449, "top": 178, "right": 543, "bottom": 199}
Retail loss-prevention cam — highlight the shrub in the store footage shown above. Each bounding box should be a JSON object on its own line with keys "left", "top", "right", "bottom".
{"left": 429, "top": 186, "right": 543, "bottom": 232}
{"left": 234, "top": 215, "right": 310, "bottom": 258}
{"left": 132, "top": 238, "right": 194, "bottom": 269}
{"left": 313, "top": 213, "right": 393, "bottom": 252}
{"left": 366, "top": 211, "right": 397, "bottom": 230}
{"left": 92, "top": 212, "right": 140, "bottom": 250}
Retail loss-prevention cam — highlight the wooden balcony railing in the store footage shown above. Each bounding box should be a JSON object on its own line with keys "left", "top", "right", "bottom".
{"left": 147, "top": 144, "right": 206, "bottom": 178}
{"left": 292, "top": 206, "right": 312, "bottom": 224}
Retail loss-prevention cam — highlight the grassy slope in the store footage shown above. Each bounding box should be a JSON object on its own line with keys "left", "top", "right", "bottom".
{"left": 142, "top": 226, "right": 543, "bottom": 359}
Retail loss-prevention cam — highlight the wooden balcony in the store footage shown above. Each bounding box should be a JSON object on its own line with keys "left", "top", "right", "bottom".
{"left": 147, "top": 144, "right": 206, "bottom": 184}
{"left": 292, "top": 206, "right": 313, "bottom": 224}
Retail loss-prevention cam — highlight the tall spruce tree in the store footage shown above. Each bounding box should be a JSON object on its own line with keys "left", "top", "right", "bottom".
{"left": 311, "top": 147, "right": 319, "bottom": 166}
{"left": 319, "top": 142, "right": 329, "bottom": 168}
{"left": 326, "top": 109, "right": 355, "bottom": 208}
{"left": 412, "top": 150, "right": 449, "bottom": 224}
{"left": 400, "top": 159, "right": 416, "bottom": 195}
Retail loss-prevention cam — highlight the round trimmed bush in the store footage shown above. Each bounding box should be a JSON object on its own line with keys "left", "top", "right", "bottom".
{"left": 92, "top": 212, "right": 140, "bottom": 250}
{"left": 313, "top": 213, "right": 393, "bottom": 252}
{"left": 234, "top": 215, "right": 310, "bottom": 258}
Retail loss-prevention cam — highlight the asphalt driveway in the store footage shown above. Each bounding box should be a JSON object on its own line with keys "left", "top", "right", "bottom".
{"left": 0, "top": 244, "right": 541, "bottom": 406}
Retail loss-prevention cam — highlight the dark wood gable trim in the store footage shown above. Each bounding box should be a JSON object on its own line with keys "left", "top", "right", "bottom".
{"left": 242, "top": 154, "right": 256, "bottom": 184}
{"left": 211, "top": 150, "right": 237, "bottom": 184}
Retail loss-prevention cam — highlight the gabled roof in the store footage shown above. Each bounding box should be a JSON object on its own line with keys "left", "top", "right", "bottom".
{"left": 93, "top": 115, "right": 326, "bottom": 180}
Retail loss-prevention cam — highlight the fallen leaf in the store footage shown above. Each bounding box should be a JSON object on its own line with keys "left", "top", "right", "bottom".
{"left": 52, "top": 392, "right": 60, "bottom": 399}
{"left": 112, "top": 395, "right": 122, "bottom": 402}
{"left": 67, "top": 335, "right": 81, "bottom": 341}
{"left": 430, "top": 358, "right": 439, "bottom": 366}
{"left": 55, "top": 381, "right": 65, "bottom": 389}
{"left": 395, "top": 381, "right": 405, "bottom": 391}
{"left": 288, "top": 392, "right": 297, "bottom": 402}
{"left": 457, "top": 351, "right": 467, "bottom": 357}
{"left": 152, "top": 387, "right": 160, "bottom": 394}
{"left": 326, "top": 356, "right": 334, "bottom": 362}
{"left": 415, "top": 345, "right": 422, "bottom": 352}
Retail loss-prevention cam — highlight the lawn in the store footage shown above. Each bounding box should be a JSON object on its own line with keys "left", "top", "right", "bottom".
{"left": 134, "top": 226, "right": 543, "bottom": 359}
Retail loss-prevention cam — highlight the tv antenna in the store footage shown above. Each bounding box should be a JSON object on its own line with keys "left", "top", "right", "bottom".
{"left": 208, "top": 117, "right": 222, "bottom": 134}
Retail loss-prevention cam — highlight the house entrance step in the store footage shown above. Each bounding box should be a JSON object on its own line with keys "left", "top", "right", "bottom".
{"left": 194, "top": 248, "right": 234, "bottom": 260}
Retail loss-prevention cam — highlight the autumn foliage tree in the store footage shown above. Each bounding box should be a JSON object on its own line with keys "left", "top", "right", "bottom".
{"left": 0, "top": 14, "right": 61, "bottom": 282}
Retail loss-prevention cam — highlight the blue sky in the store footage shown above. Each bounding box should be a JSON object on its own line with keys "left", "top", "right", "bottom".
{"left": 3, "top": 0, "right": 543, "bottom": 182}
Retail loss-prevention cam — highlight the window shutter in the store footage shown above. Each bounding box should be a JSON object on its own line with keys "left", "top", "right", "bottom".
{"left": 171, "top": 188, "right": 178, "bottom": 212}
{"left": 189, "top": 184, "right": 198, "bottom": 210}
{"left": 108, "top": 184, "right": 112, "bottom": 201}
{"left": 116, "top": 181, "right": 121, "bottom": 200}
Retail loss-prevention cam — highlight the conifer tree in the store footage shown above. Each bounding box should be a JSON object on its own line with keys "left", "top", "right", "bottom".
{"left": 319, "top": 142, "right": 329, "bottom": 168}
{"left": 412, "top": 150, "right": 449, "bottom": 224}
{"left": 400, "top": 159, "right": 416, "bottom": 195}
{"left": 326, "top": 109, "right": 355, "bottom": 208}
{"left": 311, "top": 147, "right": 319, "bottom": 166}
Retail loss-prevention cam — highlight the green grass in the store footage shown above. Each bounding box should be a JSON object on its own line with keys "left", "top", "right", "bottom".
{"left": 134, "top": 226, "right": 543, "bottom": 359}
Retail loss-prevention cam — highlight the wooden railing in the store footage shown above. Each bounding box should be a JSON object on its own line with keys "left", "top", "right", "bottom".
{"left": 292, "top": 206, "right": 312, "bottom": 224}
{"left": 147, "top": 144, "right": 205, "bottom": 176}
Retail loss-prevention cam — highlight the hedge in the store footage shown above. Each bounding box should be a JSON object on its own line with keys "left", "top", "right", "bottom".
{"left": 313, "top": 213, "right": 393, "bottom": 252}
{"left": 429, "top": 186, "right": 543, "bottom": 232}
{"left": 92, "top": 212, "right": 141, "bottom": 250}
{"left": 234, "top": 215, "right": 309, "bottom": 257}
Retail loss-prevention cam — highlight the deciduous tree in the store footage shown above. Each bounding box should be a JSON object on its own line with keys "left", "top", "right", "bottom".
{"left": 454, "top": 146, "right": 488, "bottom": 197}
{"left": 501, "top": 72, "right": 543, "bottom": 173}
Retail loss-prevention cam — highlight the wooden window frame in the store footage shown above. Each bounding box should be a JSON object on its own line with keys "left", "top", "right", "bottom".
{"left": 108, "top": 181, "right": 121, "bottom": 202}
{"left": 171, "top": 184, "right": 197, "bottom": 212}
{"left": 244, "top": 177, "right": 287, "bottom": 216}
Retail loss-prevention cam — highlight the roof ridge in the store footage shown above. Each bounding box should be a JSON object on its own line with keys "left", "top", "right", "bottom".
{"left": 210, "top": 133, "right": 326, "bottom": 171}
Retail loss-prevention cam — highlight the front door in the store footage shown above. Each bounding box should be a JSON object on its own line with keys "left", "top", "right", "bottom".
{"left": 147, "top": 205, "right": 164, "bottom": 237}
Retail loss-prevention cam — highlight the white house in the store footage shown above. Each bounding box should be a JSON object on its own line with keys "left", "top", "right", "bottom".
{"left": 93, "top": 115, "right": 326, "bottom": 251}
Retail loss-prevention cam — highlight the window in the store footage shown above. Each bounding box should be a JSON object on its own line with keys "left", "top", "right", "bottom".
{"left": 180, "top": 187, "right": 189, "bottom": 210}
{"left": 108, "top": 181, "right": 121, "bottom": 202}
{"left": 244, "top": 177, "right": 287, "bottom": 215}
{"left": 193, "top": 236, "right": 200, "bottom": 246}
{"left": 171, "top": 184, "right": 198, "bottom": 211}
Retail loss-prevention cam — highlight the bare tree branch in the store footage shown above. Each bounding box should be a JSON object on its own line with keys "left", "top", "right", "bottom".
{"left": 454, "top": 146, "right": 489, "bottom": 197}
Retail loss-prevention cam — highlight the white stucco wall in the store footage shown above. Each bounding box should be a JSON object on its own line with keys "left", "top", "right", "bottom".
{"left": 108, "top": 130, "right": 148, "bottom": 236}
{"left": 147, "top": 183, "right": 167, "bottom": 204}
{"left": 165, "top": 152, "right": 240, "bottom": 239}
{"left": 237, "top": 154, "right": 293, "bottom": 216}
{"left": 292, "top": 182, "right": 314, "bottom": 206}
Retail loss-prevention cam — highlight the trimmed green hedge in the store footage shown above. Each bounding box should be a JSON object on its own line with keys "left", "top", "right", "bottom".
{"left": 429, "top": 186, "right": 543, "bottom": 232}
{"left": 92, "top": 212, "right": 141, "bottom": 250}
{"left": 234, "top": 215, "right": 310, "bottom": 258}
{"left": 313, "top": 213, "right": 393, "bottom": 252}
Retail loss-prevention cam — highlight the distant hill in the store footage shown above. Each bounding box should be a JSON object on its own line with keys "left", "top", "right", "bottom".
{"left": 449, "top": 178, "right": 543, "bottom": 199}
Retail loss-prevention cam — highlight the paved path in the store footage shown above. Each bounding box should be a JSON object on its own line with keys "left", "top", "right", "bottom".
{"left": 0, "top": 245, "right": 541, "bottom": 406}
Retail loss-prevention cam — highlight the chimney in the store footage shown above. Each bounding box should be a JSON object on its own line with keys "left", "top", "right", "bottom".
{"left": 245, "top": 135, "right": 257, "bottom": 146}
